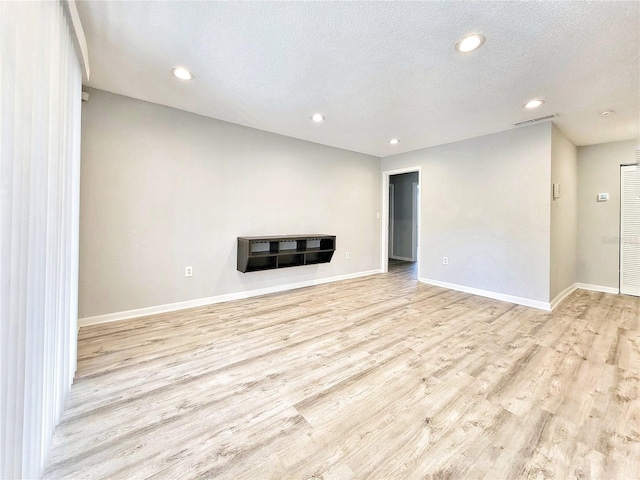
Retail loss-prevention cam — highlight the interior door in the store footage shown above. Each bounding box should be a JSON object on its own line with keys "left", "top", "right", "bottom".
{"left": 620, "top": 164, "right": 640, "bottom": 296}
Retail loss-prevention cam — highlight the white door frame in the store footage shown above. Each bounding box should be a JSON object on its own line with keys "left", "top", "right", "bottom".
{"left": 412, "top": 181, "right": 419, "bottom": 262}
{"left": 381, "top": 166, "right": 421, "bottom": 273}
{"left": 389, "top": 183, "right": 395, "bottom": 258}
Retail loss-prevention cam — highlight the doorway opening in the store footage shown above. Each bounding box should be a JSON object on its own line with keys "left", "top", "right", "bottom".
{"left": 381, "top": 167, "right": 421, "bottom": 278}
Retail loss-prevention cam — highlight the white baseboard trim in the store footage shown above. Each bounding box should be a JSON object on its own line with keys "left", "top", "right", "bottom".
{"left": 575, "top": 283, "right": 619, "bottom": 294}
{"left": 79, "top": 269, "right": 382, "bottom": 327}
{"left": 549, "top": 283, "right": 578, "bottom": 311}
{"left": 418, "top": 277, "right": 551, "bottom": 311}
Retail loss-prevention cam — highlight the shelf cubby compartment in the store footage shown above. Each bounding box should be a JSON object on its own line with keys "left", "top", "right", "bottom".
{"left": 246, "top": 255, "right": 277, "bottom": 271}
{"left": 319, "top": 238, "right": 334, "bottom": 250}
{"left": 305, "top": 251, "right": 334, "bottom": 265}
{"left": 279, "top": 240, "right": 298, "bottom": 252}
{"left": 237, "top": 235, "right": 336, "bottom": 273}
{"left": 250, "top": 241, "right": 278, "bottom": 254}
{"left": 277, "top": 253, "right": 305, "bottom": 269}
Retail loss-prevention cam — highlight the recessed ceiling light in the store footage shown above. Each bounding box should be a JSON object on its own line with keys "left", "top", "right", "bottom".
{"left": 389, "top": 138, "right": 400, "bottom": 145}
{"left": 525, "top": 99, "right": 544, "bottom": 109}
{"left": 311, "top": 113, "right": 325, "bottom": 122}
{"left": 455, "top": 34, "right": 485, "bottom": 53}
{"left": 171, "top": 67, "right": 193, "bottom": 80}
{"left": 600, "top": 110, "right": 615, "bottom": 117}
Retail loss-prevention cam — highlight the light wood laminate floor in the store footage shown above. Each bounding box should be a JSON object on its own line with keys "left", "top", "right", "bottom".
{"left": 46, "top": 263, "right": 639, "bottom": 479}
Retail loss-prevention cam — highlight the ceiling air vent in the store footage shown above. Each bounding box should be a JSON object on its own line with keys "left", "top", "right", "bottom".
{"left": 513, "top": 113, "right": 558, "bottom": 127}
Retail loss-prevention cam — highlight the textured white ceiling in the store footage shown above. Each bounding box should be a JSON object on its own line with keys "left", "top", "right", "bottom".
{"left": 77, "top": 1, "right": 639, "bottom": 157}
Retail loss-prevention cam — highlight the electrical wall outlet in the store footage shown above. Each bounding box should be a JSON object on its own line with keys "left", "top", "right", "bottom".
{"left": 345, "top": 252, "right": 350, "bottom": 259}
{"left": 185, "top": 266, "right": 193, "bottom": 277}
{"left": 442, "top": 257, "right": 448, "bottom": 265}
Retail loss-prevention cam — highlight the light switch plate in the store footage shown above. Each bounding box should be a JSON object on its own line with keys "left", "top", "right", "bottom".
{"left": 597, "top": 193, "right": 609, "bottom": 202}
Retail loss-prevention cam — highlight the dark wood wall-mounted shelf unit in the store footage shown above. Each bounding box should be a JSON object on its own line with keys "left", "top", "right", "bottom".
{"left": 237, "top": 235, "right": 336, "bottom": 273}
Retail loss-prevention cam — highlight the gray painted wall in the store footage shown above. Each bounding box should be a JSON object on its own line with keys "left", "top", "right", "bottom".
{"left": 390, "top": 172, "right": 418, "bottom": 260}
{"left": 79, "top": 89, "right": 381, "bottom": 318}
{"left": 382, "top": 123, "right": 552, "bottom": 303}
{"left": 577, "top": 139, "right": 638, "bottom": 289}
{"left": 79, "top": 89, "right": 636, "bottom": 316}
{"left": 550, "top": 125, "right": 578, "bottom": 300}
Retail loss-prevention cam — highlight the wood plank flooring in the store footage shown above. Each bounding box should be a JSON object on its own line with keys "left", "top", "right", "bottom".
{"left": 45, "top": 262, "right": 640, "bottom": 479}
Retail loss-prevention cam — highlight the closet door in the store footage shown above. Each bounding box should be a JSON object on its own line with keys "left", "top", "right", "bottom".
{"left": 620, "top": 164, "right": 640, "bottom": 296}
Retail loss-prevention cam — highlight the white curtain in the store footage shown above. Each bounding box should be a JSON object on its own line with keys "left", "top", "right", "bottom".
{"left": 1, "top": 1, "right": 81, "bottom": 478}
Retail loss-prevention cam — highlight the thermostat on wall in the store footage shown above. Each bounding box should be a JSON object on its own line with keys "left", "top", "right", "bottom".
{"left": 597, "top": 193, "right": 609, "bottom": 202}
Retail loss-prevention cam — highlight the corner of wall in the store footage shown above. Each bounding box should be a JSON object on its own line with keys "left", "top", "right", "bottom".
{"left": 549, "top": 124, "right": 578, "bottom": 300}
